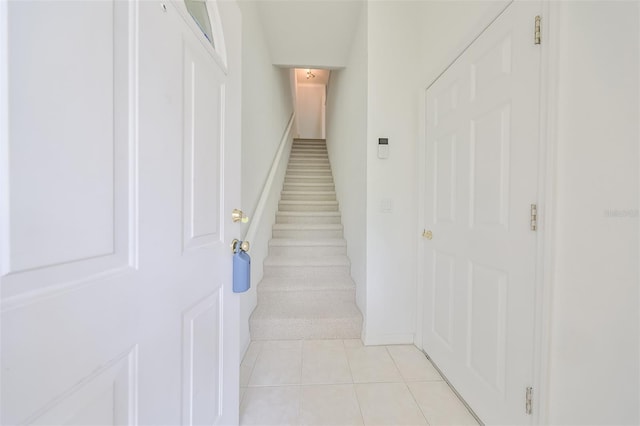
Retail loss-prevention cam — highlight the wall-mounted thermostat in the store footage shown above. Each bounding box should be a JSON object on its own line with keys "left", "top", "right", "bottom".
{"left": 378, "top": 138, "right": 389, "bottom": 159}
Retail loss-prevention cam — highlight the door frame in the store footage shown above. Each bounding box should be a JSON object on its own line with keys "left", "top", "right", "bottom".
{"left": 415, "top": 1, "right": 560, "bottom": 423}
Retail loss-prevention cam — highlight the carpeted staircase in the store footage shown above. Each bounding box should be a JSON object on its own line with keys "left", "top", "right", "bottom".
{"left": 249, "top": 139, "right": 363, "bottom": 340}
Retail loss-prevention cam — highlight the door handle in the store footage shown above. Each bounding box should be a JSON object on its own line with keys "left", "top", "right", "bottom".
{"left": 231, "top": 239, "right": 250, "bottom": 253}
{"left": 232, "top": 209, "right": 249, "bottom": 223}
{"left": 422, "top": 229, "right": 433, "bottom": 240}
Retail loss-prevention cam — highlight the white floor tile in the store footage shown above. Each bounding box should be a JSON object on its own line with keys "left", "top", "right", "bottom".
{"left": 346, "top": 345, "right": 402, "bottom": 383}
{"left": 240, "top": 339, "right": 479, "bottom": 426}
{"left": 408, "top": 381, "right": 479, "bottom": 426}
{"left": 249, "top": 340, "right": 302, "bottom": 386}
{"left": 240, "top": 386, "right": 300, "bottom": 425}
{"left": 241, "top": 341, "right": 265, "bottom": 387}
{"left": 240, "top": 363, "right": 252, "bottom": 387}
{"left": 300, "top": 384, "right": 363, "bottom": 425}
{"left": 344, "top": 338, "right": 364, "bottom": 348}
{"left": 355, "top": 382, "right": 427, "bottom": 425}
{"left": 386, "top": 345, "right": 443, "bottom": 382}
{"left": 242, "top": 341, "right": 264, "bottom": 367}
{"left": 302, "top": 340, "right": 352, "bottom": 384}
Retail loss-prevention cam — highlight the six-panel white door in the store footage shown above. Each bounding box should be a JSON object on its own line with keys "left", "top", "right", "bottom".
{"left": 1, "top": 0, "right": 241, "bottom": 424}
{"left": 421, "top": 2, "right": 541, "bottom": 424}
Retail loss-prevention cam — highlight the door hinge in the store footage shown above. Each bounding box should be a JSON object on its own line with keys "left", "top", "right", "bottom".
{"left": 534, "top": 16, "right": 541, "bottom": 45}
{"left": 530, "top": 204, "right": 538, "bottom": 231}
{"left": 525, "top": 386, "right": 533, "bottom": 415}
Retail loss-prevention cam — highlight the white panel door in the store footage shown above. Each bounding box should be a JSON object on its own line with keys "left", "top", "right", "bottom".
{"left": 421, "top": 2, "right": 541, "bottom": 424}
{"left": 1, "top": 0, "right": 241, "bottom": 424}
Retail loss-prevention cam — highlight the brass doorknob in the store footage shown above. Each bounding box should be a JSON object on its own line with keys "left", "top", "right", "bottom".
{"left": 232, "top": 209, "right": 249, "bottom": 223}
{"left": 422, "top": 230, "right": 433, "bottom": 240}
{"left": 231, "top": 239, "right": 250, "bottom": 253}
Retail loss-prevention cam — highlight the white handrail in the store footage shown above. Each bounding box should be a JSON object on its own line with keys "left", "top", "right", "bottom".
{"left": 244, "top": 113, "right": 295, "bottom": 244}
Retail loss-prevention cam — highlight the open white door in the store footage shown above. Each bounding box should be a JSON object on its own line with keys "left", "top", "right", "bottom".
{"left": 420, "top": 2, "right": 541, "bottom": 424}
{"left": 1, "top": 0, "right": 241, "bottom": 424}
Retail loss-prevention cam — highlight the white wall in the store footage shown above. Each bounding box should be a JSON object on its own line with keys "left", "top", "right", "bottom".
{"left": 255, "top": 0, "right": 364, "bottom": 68}
{"left": 238, "top": 0, "right": 293, "bottom": 356}
{"left": 326, "top": 4, "right": 368, "bottom": 322}
{"left": 363, "top": 1, "right": 424, "bottom": 344}
{"left": 548, "top": 2, "right": 639, "bottom": 424}
{"left": 295, "top": 84, "right": 324, "bottom": 139}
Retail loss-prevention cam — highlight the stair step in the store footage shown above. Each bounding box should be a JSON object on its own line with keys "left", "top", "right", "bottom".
{"left": 263, "top": 259, "right": 350, "bottom": 278}
{"left": 289, "top": 153, "right": 328, "bottom": 158}
{"left": 285, "top": 176, "right": 334, "bottom": 184}
{"left": 288, "top": 156, "right": 330, "bottom": 161}
{"left": 264, "top": 254, "right": 350, "bottom": 267}
{"left": 272, "top": 223, "right": 344, "bottom": 239}
{"left": 293, "top": 139, "right": 326, "bottom": 145}
{"left": 276, "top": 211, "right": 341, "bottom": 224}
{"left": 287, "top": 162, "right": 330, "bottom": 168}
{"left": 250, "top": 302, "right": 362, "bottom": 340}
{"left": 258, "top": 288, "right": 355, "bottom": 308}
{"left": 283, "top": 182, "right": 335, "bottom": 191}
{"left": 289, "top": 155, "right": 329, "bottom": 160}
{"left": 291, "top": 146, "right": 327, "bottom": 151}
{"left": 287, "top": 166, "right": 331, "bottom": 172}
{"left": 278, "top": 200, "right": 338, "bottom": 212}
{"left": 280, "top": 191, "right": 336, "bottom": 201}
{"left": 287, "top": 163, "right": 331, "bottom": 169}
{"left": 268, "top": 238, "right": 347, "bottom": 256}
{"left": 257, "top": 274, "right": 355, "bottom": 292}
{"left": 250, "top": 138, "right": 362, "bottom": 342}
{"left": 290, "top": 150, "right": 327, "bottom": 156}
{"left": 284, "top": 171, "right": 333, "bottom": 183}
{"left": 285, "top": 173, "right": 333, "bottom": 178}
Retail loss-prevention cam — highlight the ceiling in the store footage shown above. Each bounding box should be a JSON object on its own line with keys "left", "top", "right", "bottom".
{"left": 254, "top": 0, "right": 365, "bottom": 69}
{"left": 295, "top": 68, "right": 331, "bottom": 85}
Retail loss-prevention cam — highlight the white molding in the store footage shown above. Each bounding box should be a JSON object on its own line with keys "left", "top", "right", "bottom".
{"left": 244, "top": 113, "right": 295, "bottom": 244}
{"left": 532, "top": 2, "right": 561, "bottom": 424}
{"left": 181, "top": 290, "right": 223, "bottom": 426}
{"left": 1, "top": 265, "right": 135, "bottom": 313}
{"left": 0, "top": 0, "right": 10, "bottom": 278}
{"left": 128, "top": 0, "right": 140, "bottom": 270}
{"left": 414, "top": 85, "right": 427, "bottom": 351}
{"left": 421, "top": 0, "right": 513, "bottom": 91}
{"left": 169, "top": 0, "right": 228, "bottom": 74}
{"left": 1, "top": 0, "right": 139, "bottom": 307}
{"left": 25, "top": 346, "right": 139, "bottom": 425}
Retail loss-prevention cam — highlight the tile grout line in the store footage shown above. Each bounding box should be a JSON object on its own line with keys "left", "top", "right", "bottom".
{"left": 342, "top": 339, "right": 356, "bottom": 384}
{"left": 385, "top": 345, "right": 432, "bottom": 425}
{"left": 241, "top": 340, "right": 475, "bottom": 426}
{"left": 384, "top": 345, "right": 406, "bottom": 381}
{"left": 296, "top": 340, "right": 304, "bottom": 424}
{"left": 241, "top": 341, "right": 265, "bottom": 405}
{"left": 343, "top": 339, "right": 367, "bottom": 425}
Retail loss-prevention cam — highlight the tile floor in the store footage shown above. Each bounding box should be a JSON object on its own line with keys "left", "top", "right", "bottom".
{"left": 240, "top": 339, "right": 479, "bottom": 426}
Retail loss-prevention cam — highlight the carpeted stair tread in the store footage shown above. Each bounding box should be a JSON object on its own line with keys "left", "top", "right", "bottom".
{"left": 257, "top": 275, "right": 356, "bottom": 291}
{"left": 250, "top": 138, "right": 362, "bottom": 341}
{"left": 251, "top": 300, "right": 361, "bottom": 319}
{"left": 264, "top": 255, "right": 350, "bottom": 267}
{"left": 268, "top": 238, "right": 346, "bottom": 247}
